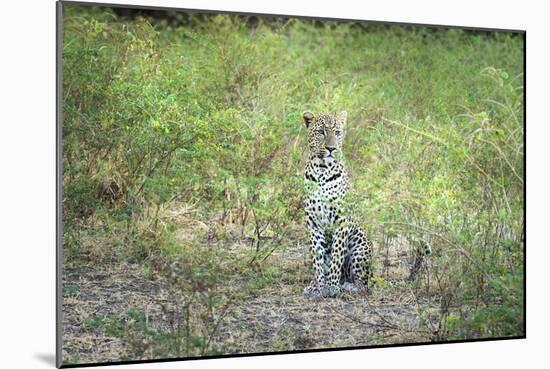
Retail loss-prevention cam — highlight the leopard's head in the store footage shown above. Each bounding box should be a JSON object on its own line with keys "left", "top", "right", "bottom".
{"left": 303, "top": 111, "right": 347, "bottom": 161}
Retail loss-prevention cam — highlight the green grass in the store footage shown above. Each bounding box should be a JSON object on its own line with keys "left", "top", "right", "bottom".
{"left": 63, "top": 284, "right": 79, "bottom": 297}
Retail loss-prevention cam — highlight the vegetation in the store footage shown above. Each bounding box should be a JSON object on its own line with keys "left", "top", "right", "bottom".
{"left": 61, "top": 4, "right": 524, "bottom": 364}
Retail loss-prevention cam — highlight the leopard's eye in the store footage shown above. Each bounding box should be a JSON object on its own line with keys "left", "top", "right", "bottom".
{"left": 315, "top": 129, "right": 325, "bottom": 136}
{"left": 335, "top": 130, "right": 342, "bottom": 135}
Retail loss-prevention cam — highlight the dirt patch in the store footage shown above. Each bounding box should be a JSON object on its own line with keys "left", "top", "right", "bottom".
{"left": 211, "top": 291, "right": 428, "bottom": 355}
{"left": 62, "top": 236, "right": 432, "bottom": 365}
{"left": 62, "top": 264, "right": 168, "bottom": 364}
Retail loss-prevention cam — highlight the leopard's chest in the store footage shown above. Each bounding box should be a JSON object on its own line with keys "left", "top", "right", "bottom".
{"left": 304, "top": 162, "right": 348, "bottom": 227}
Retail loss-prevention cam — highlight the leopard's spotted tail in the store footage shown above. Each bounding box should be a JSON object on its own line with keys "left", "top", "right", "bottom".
{"left": 409, "top": 240, "right": 432, "bottom": 280}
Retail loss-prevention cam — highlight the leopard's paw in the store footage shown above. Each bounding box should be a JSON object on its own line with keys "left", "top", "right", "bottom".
{"left": 341, "top": 281, "right": 359, "bottom": 293}
{"left": 303, "top": 282, "right": 322, "bottom": 298}
{"left": 320, "top": 285, "right": 340, "bottom": 298}
{"left": 341, "top": 282, "right": 367, "bottom": 294}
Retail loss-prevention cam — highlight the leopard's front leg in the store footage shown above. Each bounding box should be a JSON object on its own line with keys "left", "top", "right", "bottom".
{"left": 323, "top": 225, "right": 350, "bottom": 297}
{"left": 303, "top": 223, "right": 329, "bottom": 298}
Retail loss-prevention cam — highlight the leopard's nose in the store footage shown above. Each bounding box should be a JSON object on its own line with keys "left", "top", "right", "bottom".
{"left": 326, "top": 147, "right": 336, "bottom": 154}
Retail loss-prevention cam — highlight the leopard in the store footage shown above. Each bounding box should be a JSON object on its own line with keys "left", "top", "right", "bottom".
{"left": 301, "top": 111, "right": 373, "bottom": 298}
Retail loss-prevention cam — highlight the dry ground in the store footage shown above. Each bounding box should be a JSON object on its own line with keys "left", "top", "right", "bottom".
{"left": 62, "top": 232, "right": 436, "bottom": 365}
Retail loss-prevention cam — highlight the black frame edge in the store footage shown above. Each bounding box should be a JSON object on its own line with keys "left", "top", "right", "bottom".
{"left": 58, "top": 336, "right": 525, "bottom": 368}
{"left": 522, "top": 31, "right": 527, "bottom": 339}
{"left": 59, "top": 0, "right": 526, "bottom": 34}
{"left": 56, "top": 1, "right": 64, "bottom": 368}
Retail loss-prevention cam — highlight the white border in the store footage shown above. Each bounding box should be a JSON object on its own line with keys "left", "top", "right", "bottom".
{"left": 2, "top": 1, "right": 547, "bottom": 368}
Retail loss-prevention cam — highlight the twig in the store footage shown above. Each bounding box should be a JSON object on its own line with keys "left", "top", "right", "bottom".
{"left": 204, "top": 298, "right": 234, "bottom": 353}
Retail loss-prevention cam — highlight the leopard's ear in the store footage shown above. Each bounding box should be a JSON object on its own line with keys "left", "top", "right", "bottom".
{"left": 303, "top": 112, "right": 315, "bottom": 128}
{"left": 338, "top": 111, "right": 348, "bottom": 125}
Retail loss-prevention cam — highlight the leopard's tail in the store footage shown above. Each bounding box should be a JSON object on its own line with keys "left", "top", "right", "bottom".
{"left": 408, "top": 239, "right": 432, "bottom": 280}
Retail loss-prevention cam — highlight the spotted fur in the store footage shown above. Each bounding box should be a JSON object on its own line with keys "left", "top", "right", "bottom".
{"left": 302, "top": 111, "right": 373, "bottom": 298}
